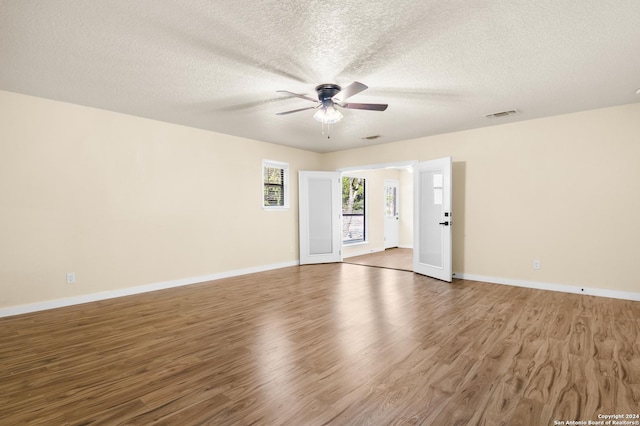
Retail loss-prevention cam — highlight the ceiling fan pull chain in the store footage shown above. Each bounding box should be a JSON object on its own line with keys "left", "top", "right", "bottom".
{"left": 321, "top": 121, "right": 331, "bottom": 139}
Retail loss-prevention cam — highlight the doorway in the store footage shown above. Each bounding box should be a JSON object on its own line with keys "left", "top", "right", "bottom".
{"left": 299, "top": 158, "right": 452, "bottom": 282}
{"left": 339, "top": 161, "right": 415, "bottom": 272}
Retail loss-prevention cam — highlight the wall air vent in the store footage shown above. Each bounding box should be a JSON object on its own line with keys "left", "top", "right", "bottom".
{"left": 486, "top": 110, "right": 518, "bottom": 119}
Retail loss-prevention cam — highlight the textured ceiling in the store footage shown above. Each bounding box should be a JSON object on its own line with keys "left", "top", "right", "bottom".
{"left": 1, "top": 0, "right": 639, "bottom": 153}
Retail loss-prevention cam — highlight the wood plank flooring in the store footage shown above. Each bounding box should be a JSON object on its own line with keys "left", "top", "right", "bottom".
{"left": 1, "top": 263, "right": 639, "bottom": 425}
{"left": 344, "top": 248, "right": 413, "bottom": 272}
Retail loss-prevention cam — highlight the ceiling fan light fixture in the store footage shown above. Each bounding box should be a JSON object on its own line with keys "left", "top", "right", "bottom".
{"left": 313, "top": 105, "right": 343, "bottom": 124}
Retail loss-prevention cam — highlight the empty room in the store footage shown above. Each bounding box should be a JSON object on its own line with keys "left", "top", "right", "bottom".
{"left": 1, "top": 1, "right": 639, "bottom": 425}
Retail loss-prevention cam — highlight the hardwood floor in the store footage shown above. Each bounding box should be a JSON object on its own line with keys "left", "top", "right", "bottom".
{"left": 344, "top": 248, "right": 413, "bottom": 272}
{"left": 1, "top": 263, "right": 639, "bottom": 425}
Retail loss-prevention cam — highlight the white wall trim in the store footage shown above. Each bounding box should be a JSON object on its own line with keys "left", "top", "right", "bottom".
{"left": 454, "top": 272, "right": 640, "bottom": 302}
{"left": 398, "top": 244, "right": 413, "bottom": 249}
{"left": 337, "top": 160, "right": 418, "bottom": 173}
{"left": 0, "top": 260, "right": 299, "bottom": 318}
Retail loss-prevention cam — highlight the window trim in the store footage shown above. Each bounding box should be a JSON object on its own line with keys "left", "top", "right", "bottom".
{"left": 262, "top": 159, "right": 289, "bottom": 210}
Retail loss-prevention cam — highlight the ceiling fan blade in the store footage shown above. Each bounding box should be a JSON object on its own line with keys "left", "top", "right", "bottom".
{"left": 276, "top": 90, "right": 317, "bottom": 103}
{"left": 340, "top": 102, "right": 388, "bottom": 111}
{"left": 333, "top": 81, "right": 368, "bottom": 102}
{"left": 276, "top": 106, "right": 318, "bottom": 115}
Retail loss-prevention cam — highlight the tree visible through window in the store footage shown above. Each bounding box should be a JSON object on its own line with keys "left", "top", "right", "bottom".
{"left": 342, "top": 177, "right": 365, "bottom": 243}
{"left": 264, "top": 167, "right": 284, "bottom": 206}
{"left": 263, "top": 160, "right": 289, "bottom": 209}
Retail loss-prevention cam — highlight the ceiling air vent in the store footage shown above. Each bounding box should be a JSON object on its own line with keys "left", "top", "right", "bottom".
{"left": 362, "top": 134, "right": 381, "bottom": 140}
{"left": 486, "top": 110, "right": 518, "bottom": 119}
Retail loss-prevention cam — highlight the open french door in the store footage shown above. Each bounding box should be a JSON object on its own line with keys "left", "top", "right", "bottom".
{"left": 413, "top": 157, "right": 453, "bottom": 282}
{"left": 299, "top": 171, "right": 342, "bottom": 265}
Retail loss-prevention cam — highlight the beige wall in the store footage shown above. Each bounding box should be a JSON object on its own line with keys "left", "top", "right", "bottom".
{"left": 323, "top": 102, "right": 640, "bottom": 293}
{"left": 0, "top": 90, "right": 322, "bottom": 308}
{"left": 2, "top": 89, "right": 639, "bottom": 310}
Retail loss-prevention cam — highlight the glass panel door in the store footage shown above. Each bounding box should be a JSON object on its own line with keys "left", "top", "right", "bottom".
{"left": 299, "top": 171, "right": 342, "bottom": 265}
{"left": 413, "top": 157, "right": 452, "bottom": 281}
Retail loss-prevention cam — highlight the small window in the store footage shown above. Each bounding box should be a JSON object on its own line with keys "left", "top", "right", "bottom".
{"left": 342, "top": 176, "right": 366, "bottom": 243}
{"left": 263, "top": 160, "right": 289, "bottom": 210}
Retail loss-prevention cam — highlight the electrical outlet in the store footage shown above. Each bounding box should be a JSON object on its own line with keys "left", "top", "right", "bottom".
{"left": 66, "top": 272, "right": 76, "bottom": 284}
{"left": 533, "top": 260, "right": 541, "bottom": 270}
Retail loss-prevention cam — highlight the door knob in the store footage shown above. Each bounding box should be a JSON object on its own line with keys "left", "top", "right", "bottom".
{"left": 439, "top": 221, "right": 449, "bottom": 226}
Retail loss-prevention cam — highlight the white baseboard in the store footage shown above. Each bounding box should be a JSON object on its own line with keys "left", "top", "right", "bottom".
{"left": 4, "top": 263, "right": 638, "bottom": 318}
{"left": 398, "top": 245, "right": 413, "bottom": 249}
{"left": 0, "top": 260, "right": 299, "bottom": 318}
{"left": 454, "top": 272, "right": 640, "bottom": 302}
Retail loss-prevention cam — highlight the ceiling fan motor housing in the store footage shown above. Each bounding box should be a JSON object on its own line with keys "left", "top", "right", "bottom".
{"left": 316, "top": 84, "right": 341, "bottom": 106}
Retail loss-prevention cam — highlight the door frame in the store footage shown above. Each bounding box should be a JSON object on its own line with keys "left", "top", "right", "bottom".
{"left": 300, "top": 159, "right": 453, "bottom": 283}
{"left": 337, "top": 160, "right": 418, "bottom": 174}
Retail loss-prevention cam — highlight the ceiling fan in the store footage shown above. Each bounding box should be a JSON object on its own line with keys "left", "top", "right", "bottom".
{"left": 276, "top": 81, "right": 388, "bottom": 124}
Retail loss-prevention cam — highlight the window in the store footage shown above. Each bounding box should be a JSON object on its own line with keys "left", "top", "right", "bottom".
{"left": 342, "top": 176, "right": 366, "bottom": 243}
{"left": 262, "top": 160, "right": 289, "bottom": 209}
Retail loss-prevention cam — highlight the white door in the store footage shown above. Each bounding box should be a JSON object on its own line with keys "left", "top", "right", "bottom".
{"left": 413, "top": 157, "right": 452, "bottom": 281}
{"left": 384, "top": 179, "right": 400, "bottom": 249}
{"left": 299, "top": 171, "right": 342, "bottom": 265}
